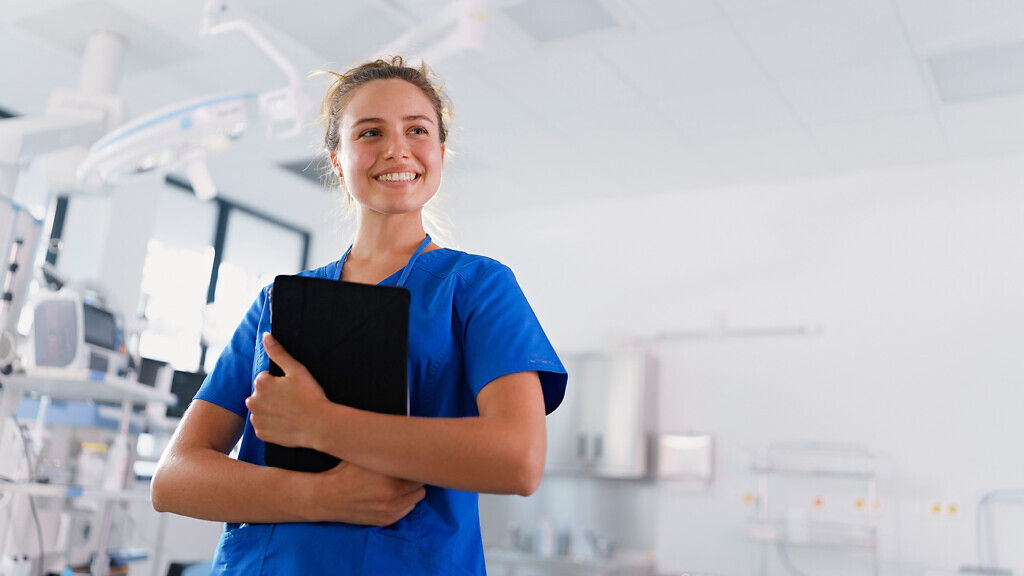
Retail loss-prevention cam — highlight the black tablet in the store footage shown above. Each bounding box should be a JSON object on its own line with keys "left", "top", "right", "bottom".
{"left": 263, "top": 274, "right": 410, "bottom": 473}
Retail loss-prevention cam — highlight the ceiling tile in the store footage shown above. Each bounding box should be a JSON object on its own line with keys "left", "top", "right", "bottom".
{"left": 939, "top": 94, "right": 1024, "bottom": 159}
{"left": 245, "top": 0, "right": 409, "bottom": 62}
{"left": 600, "top": 21, "right": 802, "bottom": 142}
{"left": 12, "top": 0, "right": 202, "bottom": 75}
{"left": 811, "top": 110, "right": 950, "bottom": 172}
{"left": 699, "top": 128, "right": 833, "bottom": 185}
{"left": 0, "top": 28, "right": 80, "bottom": 115}
{"left": 715, "top": 0, "right": 802, "bottom": 18}
{"left": 729, "top": 0, "right": 912, "bottom": 76}
{"left": 622, "top": 0, "right": 722, "bottom": 31}
{"left": 776, "top": 58, "right": 934, "bottom": 124}
{"left": 896, "top": 0, "right": 1024, "bottom": 54}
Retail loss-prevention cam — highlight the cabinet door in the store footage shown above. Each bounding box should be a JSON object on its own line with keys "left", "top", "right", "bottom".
{"left": 544, "top": 351, "right": 649, "bottom": 477}
{"left": 588, "top": 351, "right": 647, "bottom": 478}
{"left": 544, "top": 355, "right": 585, "bottom": 473}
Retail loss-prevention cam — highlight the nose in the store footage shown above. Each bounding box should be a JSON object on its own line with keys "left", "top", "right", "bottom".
{"left": 384, "top": 133, "right": 411, "bottom": 159}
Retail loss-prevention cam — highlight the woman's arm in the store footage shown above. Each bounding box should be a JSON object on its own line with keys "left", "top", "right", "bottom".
{"left": 151, "top": 399, "right": 426, "bottom": 526}
{"left": 247, "top": 333, "right": 547, "bottom": 496}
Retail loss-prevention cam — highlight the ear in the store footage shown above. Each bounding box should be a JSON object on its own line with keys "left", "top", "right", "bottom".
{"left": 329, "top": 152, "right": 343, "bottom": 178}
{"left": 441, "top": 145, "right": 446, "bottom": 164}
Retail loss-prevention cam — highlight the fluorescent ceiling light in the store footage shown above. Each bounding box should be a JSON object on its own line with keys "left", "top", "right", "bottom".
{"left": 502, "top": 0, "right": 620, "bottom": 43}
{"left": 929, "top": 41, "right": 1024, "bottom": 104}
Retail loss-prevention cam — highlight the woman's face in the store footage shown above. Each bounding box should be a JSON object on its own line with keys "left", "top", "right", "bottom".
{"left": 331, "top": 79, "right": 445, "bottom": 218}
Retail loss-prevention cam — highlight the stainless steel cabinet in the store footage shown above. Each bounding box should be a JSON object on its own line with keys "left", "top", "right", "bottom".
{"left": 546, "top": 350, "right": 654, "bottom": 478}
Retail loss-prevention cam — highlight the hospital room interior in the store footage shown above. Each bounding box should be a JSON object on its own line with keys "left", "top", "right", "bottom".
{"left": 1, "top": 0, "right": 1023, "bottom": 575}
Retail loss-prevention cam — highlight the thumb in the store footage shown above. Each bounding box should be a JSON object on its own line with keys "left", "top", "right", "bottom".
{"left": 262, "top": 332, "right": 304, "bottom": 376}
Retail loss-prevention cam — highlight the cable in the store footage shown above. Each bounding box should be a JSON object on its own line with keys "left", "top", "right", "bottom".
{"left": 11, "top": 414, "right": 45, "bottom": 576}
{"left": 776, "top": 543, "right": 812, "bottom": 576}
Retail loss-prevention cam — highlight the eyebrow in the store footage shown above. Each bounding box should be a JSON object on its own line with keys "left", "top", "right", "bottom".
{"left": 351, "top": 114, "right": 436, "bottom": 128}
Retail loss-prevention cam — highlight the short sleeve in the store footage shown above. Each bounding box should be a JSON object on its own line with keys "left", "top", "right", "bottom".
{"left": 457, "top": 262, "right": 566, "bottom": 414}
{"left": 194, "top": 286, "right": 269, "bottom": 417}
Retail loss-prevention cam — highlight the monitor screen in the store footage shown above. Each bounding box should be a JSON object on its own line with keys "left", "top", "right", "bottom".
{"left": 167, "top": 370, "right": 206, "bottom": 418}
{"left": 82, "top": 303, "right": 118, "bottom": 351}
{"left": 136, "top": 357, "right": 168, "bottom": 388}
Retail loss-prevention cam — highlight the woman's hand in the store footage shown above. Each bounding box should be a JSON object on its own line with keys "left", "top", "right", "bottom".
{"left": 246, "top": 332, "right": 331, "bottom": 449}
{"left": 304, "top": 461, "right": 426, "bottom": 526}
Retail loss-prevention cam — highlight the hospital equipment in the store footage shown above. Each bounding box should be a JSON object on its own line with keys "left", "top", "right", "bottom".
{"left": 22, "top": 288, "right": 127, "bottom": 378}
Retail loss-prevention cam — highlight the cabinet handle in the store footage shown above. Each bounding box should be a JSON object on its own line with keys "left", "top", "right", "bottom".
{"left": 594, "top": 434, "right": 603, "bottom": 460}
{"left": 577, "top": 434, "right": 587, "bottom": 459}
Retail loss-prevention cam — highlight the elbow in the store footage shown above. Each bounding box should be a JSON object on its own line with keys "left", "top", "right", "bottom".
{"left": 150, "top": 468, "right": 170, "bottom": 513}
{"left": 510, "top": 443, "right": 545, "bottom": 497}
{"left": 149, "top": 458, "right": 178, "bottom": 513}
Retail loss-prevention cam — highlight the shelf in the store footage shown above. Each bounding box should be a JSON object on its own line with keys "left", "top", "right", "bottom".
{"left": 750, "top": 465, "right": 876, "bottom": 479}
{"left": 485, "top": 547, "right": 654, "bottom": 576}
{"left": 750, "top": 443, "right": 877, "bottom": 479}
{"left": 1, "top": 371, "right": 177, "bottom": 406}
{"left": 0, "top": 481, "right": 151, "bottom": 503}
{"left": 746, "top": 519, "right": 877, "bottom": 549}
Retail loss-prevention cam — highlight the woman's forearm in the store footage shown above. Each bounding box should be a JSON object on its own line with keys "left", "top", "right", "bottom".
{"left": 151, "top": 401, "right": 317, "bottom": 523}
{"left": 307, "top": 372, "right": 547, "bottom": 496}
{"left": 151, "top": 443, "right": 316, "bottom": 523}
{"left": 152, "top": 400, "right": 426, "bottom": 526}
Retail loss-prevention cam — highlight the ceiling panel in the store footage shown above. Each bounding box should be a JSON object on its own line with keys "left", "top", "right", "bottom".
{"left": 622, "top": 0, "right": 722, "bottom": 31}
{"left": 896, "top": 0, "right": 1024, "bottom": 54}
{"left": 599, "top": 20, "right": 802, "bottom": 142}
{"left": 12, "top": 0, "right": 202, "bottom": 74}
{"left": 0, "top": 28, "right": 80, "bottom": 115}
{"left": 729, "top": 0, "right": 912, "bottom": 76}
{"left": 715, "top": 0, "right": 802, "bottom": 18}
{"left": 245, "top": 0, "right": 410, "bottom": 64}
{"left": 939, "top": 94, "right": 1024, "bottom": 159}
{"left": 775, "top": 58, "right": 934, "bottom": 124}
{"left": 699, "top": 127, "right": 832, "bottom": 185}
{"left": 811, "top": 110, "right": 950, "bottom": 172}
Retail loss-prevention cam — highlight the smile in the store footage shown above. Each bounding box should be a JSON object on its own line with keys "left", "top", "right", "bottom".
{"left": 376, "top": 172, "right": 419, "bottom": 182}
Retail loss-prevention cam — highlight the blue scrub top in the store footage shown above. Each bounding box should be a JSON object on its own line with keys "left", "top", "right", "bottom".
{"left": 194, "top": 247, "right": 567, "bottom": 575}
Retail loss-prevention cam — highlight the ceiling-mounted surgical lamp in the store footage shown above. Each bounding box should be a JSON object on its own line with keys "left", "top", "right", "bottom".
{"left": 77, "top": 0, "right": 310, "bottom": 199}
{"left": 77, "top": 91, "right": 253, "bottom": 199}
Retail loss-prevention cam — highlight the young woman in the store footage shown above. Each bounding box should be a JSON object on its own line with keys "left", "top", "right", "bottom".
{"left": 150, "top": 56, "right": 567, "bottom": 575}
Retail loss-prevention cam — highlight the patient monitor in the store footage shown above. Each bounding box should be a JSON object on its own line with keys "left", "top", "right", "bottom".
{"left": 24, "top": 288, "right": 127, "bottom": 377}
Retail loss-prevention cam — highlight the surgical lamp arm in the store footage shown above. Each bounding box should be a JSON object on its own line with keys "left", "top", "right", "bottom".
{"left": 0, "top": 113, "right": 107, "bottom": 201}
{"left": 201, "top": 0, "right": 309, "bottom": 139}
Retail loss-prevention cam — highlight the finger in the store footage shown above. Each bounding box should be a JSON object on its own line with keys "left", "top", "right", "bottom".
{"left": 396, "top": 487, "right": 425, "bottom": 510}
{"left": 262, "top": 332, "right": 305, "bottom": 376}
{"left": 396, "top": 481, "right": 426, "bottom": 498}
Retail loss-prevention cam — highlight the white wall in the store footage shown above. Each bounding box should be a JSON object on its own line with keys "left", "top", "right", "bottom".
{"left": 458, "top": 154, "right": 1024, "bottom": 576}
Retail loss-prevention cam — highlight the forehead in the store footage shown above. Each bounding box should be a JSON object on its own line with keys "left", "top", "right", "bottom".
{"left": 341, "top": 79, "right": 436, "bottom": 126}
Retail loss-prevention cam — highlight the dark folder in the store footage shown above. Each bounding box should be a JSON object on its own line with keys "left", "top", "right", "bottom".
{"left": 263, "top": 274, "right": 410, "bottom": 473}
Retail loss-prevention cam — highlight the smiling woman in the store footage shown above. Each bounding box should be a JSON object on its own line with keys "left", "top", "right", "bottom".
{"left": 150, "top": 56, "right": 568, "bottom": 575}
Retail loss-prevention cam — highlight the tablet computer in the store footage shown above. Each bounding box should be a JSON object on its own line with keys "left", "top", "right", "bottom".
{"left": 263, "top": 274, "right": 410, "bottom": 473}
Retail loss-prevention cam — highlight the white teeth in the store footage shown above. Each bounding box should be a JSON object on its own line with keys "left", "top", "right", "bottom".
{"left": 376, "top": 172, "right": 418, "bottom": 182}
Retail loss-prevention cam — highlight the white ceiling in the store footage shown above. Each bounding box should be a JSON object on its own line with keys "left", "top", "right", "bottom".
{"left": 4, "top": 0, "right": 1024, "bottom": 220}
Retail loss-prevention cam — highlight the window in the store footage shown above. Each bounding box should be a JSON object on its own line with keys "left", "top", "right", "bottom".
{"left": 137, "top": 179, "right": 308, "bottom": 373}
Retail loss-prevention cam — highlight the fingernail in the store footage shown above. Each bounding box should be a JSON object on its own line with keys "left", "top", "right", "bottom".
{"left": 263, "top": 332, "right": 276, "bottom": 347}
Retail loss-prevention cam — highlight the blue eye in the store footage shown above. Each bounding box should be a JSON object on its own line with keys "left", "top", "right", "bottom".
{"left": 409, "top": 127, "right": 428, "bottom": 135}
{"left": 360, "top": 129, "right": 380, "bottom": 138}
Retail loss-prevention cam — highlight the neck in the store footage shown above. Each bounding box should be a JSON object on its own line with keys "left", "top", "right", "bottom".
{"left": 350, "top": 209, "right": 428, "bottom": 261}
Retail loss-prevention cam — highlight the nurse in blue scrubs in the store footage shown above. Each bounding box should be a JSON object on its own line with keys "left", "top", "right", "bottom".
{"left": 150, "top": 56, "right": 567, "bottom": 575}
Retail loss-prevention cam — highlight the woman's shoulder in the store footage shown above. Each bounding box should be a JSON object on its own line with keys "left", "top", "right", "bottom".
{"left": 297, "top": 260, "right": 342, "bottom": 280}
{"left": 418, "top": 247, "right": 512, "bottom": 283}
